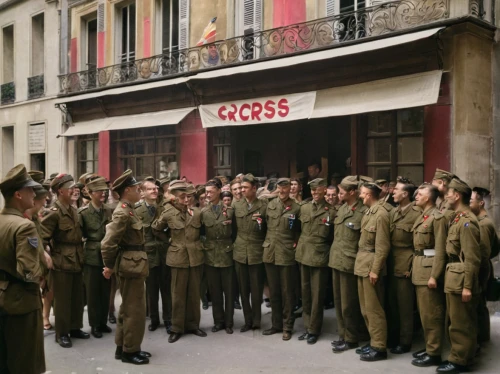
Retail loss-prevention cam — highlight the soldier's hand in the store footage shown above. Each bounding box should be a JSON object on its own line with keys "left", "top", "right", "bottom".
{"left": 103, "top": 267, "right": 114, "bottom": 279}
{"left": 44, "top": 252, "right": 54, "bottom": 270}
{"left": 427, "top": 277, "right": 437, "bottom": 289}
{"left": 369, "top": 272, "right": 378, "bottom": 285}
{"left": 462, "top": 288, "right": 472, "bottom": 303}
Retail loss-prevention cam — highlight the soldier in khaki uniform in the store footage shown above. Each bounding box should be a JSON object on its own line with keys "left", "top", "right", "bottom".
{"left": 41, "top": 174, "right": 89, "bottom": 348}
{"left": 0, "top": 165, "right": 45, "bottom": 374}
{"left": 432, "top": 168, "right": 455, "bottom": 217}
{"left": 152, "top": 180, "right": 206, "bottom": 343}
{"left": 411, "top": 184, "right": 448, "bottom": 367}
{"left": 354, "top": 182, "right": 391, "bottom": 361}
{"left": 232, "top": 174, "right": 268, "bottom": 332}
{"left": 262, "top": 178, "right": 301, "bottom": 341}
{"left": 295, "top": 178, "right": 336, "bottom": 345}
{"left": 470, "top": 187, "right": 498, "bottom": 344}
{"left": 386, "top": 178, "right": 420, "bottom": 355}
{"left": 201, "top": 179, "right": 235, "bottom": 334}
{"left": 78, "top": 177, "right": 113, "bottom": 339}
{"left": 437, "top": 178, "right": 481, "bottom": 374}
{"left": 136, "top": 177, "right": 172, "bottom": 333}
{"left": 101, "top": 170, "right": 150, "bottom": 365}
{"left": 330, "top": 176, "right": 368, "bottom": 353}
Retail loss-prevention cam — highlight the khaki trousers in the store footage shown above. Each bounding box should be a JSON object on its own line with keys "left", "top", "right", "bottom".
{"left": 146, "top": 263, "right": 172, "bottom": 325}
{"left": 358, "top": 276, "right": 387, "bottom": 351}
{"left": 415, "top": 285, "right": 445, "bottom": 356}
{"left": 170, "top": 265, "right": 203, "bottom": 333}
{"left": 333, "top": 269, "right": 368, "bottom": 343}
{"left": 388, "top": 276, "right": 415, "bottom": 346}
{"left": 301, "top": 264, "right": 328, "bottom": 335}
{"left": 265, "top": 263, "right": 296, "bottom": 332}
{"left": 235, "top": 261, "right": 265, "bottom": 328}
{"left": 205, "top": 265, "right": 234, "bottom": 327}
{"left": 52, "top": 270, "right": 84, "bottom": 337}
{"left": 115, "top": 276, "right": 146, "bottom": 353}
{"left": 83, "top": 265, "right": 111, "bottom": 328}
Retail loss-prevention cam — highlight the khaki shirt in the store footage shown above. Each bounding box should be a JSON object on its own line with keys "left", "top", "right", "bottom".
{"left": 329, "top": 199, "right": 367, "bottom": 273}
{"left": 78, "top": 203, "right": 113, "bottom": 267}
{"left": 295, "top": 199, "right": 336, "bottom": 267}
{"left": 477, "top": 214, "right": 497, "bottom": 287}
{"left": 411, "top": 206, "right": 447, "bottom": 286}
{"left": 354, "top": 200, "right": 391, "bottom": 277}
{"left": 135, "top": 201, "right": 167, "bottom": 268}
{"left": 201, "top": 201, "right": 234, "bottom": 268}
{"left": 389, "top": 203, "right": 422, "bottom": 277}
{"left": 232, "top": 198, "right": 268, "bottom": 265}
{"left": 41, "top": 200, "right": 84, "bottom": 273}
{"left": 101, "top": 201, "right": 148, "bottom": 279}
{"left": 152, "top": 203, "right": 204, "bottom": 268}
{"left": 0, "top": 208, "right": 43, "bottom": 315}
{"left": 444, "top": 208, "right": 481, "bottom": 294}
{"left": 263, "top": 197, "right": 301, "bottom": 266}
{"left": 31, "top": 214, "right": 48, "bottom": 276}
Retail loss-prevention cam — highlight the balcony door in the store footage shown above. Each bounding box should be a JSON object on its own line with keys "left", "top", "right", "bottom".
{"left": 117, "top": 2, "right": 136, "bottom": 63}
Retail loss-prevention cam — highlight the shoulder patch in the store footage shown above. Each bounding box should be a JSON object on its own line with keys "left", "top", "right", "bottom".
{"left": 464, "top": 222, "right": 469, "bottom": 227}
{"left": 28, "top": 237, "right": 38, "bottom": 248}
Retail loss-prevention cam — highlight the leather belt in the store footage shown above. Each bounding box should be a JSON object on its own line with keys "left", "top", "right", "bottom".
{"left": 415, "top": 249, "right": 435, "bottom": 257}
{"left": 120, "top": 245, "right": 145, "bottom": 251}
{"left": 0, "top": 270, "right": 19, "bottom": 283}
{"left": 447, "top": 254, "right": 461, "bottom": 263}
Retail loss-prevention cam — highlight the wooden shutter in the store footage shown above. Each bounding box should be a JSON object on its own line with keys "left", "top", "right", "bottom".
{"left": 243, "top": 0, "right": 262, "bottom": 33}
{"left": 326, "top": 0, "right": 338, "bottom": 16}
{"left": 179, "top": 0, "right": 189, "bottom": 49}
{"left": 253, "top": 0, "right": 262, "bottom": 32}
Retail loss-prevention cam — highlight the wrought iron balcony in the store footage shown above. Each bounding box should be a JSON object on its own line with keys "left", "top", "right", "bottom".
{"left": 58, "top": 0, "right": 491, "bottom": 95}
{"left": 1, "top": 82, "right": 15, "bottom": 105}
{"left": 28, "top": 74, "right": 45, "bottom": 100}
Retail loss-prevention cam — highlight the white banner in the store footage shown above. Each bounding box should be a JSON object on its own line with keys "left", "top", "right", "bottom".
{"left": 199, "top": 92, "right": 316, "bottom": 128}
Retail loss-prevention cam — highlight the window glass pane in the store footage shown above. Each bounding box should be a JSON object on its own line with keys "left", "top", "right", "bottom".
{"left": 367, "top": 138, "right": 391, "bottom": 163}
{"left": 119, "top": 129, "right": 135, "bottom": 139}
{"left": 136, "top": 156, "right": 155, "bottom": 177}
{"left": 367, "top": 166, "right": 391, "bottom": 182}
{"left": 156, "top": 138, "right": 176, "bottom": 154}
{"left": 93, "top": 140, "right": 99, "bottom": 160}
{"left": 129, "top": 4, "right": 136, "bottom": 56}
{"left": 80, "top": 141, "right": 87, "bottom": 161}
{"left": 216, "top": 145, "right": 231, "bottom": 167}
{"left": 121, "top": 6, "right": 128, "bottom": 57}
{"left": 156, "top": 156, "right": 178, "bottom": 179}
{"left": 367, "top": 112, "right": 392, "bottom": 136}
{"left": 86, "top": 141, "right": 94, "bottom": 161}
{"left": 135, "top": 139, "right": 155, "bottom": 154}
{"left": 398, "top": 108, "right": 424, "bottom": 134}
{"left": 121, "top": 158, "right": 134, "bottom": 172}
{"left": 136, "top": 127, "right": 155, "bottom": 138}
{"left": 398, "top": 166, "right": 424, "bottom": 186}
{"left": 398, "top": 137, "right": 423, "bottom": 163}
{"left": 214, "top": 168, "right": 231, "bottom": 177}
{"left": 120, "top": 141, "right": 134, "bottom": 156}
{"left": 156, "top": 125, "right": 176, "bottom": 136}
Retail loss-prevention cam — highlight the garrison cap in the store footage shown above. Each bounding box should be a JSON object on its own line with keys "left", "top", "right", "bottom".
{"left": 142, "top": 176, "right": 160, "bottom": 187}
{"left": 195, "top": 185, "right": 206, "bottom": 198}
{"left": 86, "top": 177, "right": 109, "bottom": 192}
{"left": 111, "top": 169, "right": 140, "bottom": 191}
{"left": 42, "top": 179, "right": 52, "bottom": 190}
{"left": 433, "top": 168, "right": 454, "bottom": 183}
{"left": 169, "top": 180, "right": 188, "bottom": 192}
{"left": 375, "top": 179, "right": 388, "bottom": 186}
{"left": 34, "top": 185, "right": 49, "bottom": 199}
{"left": 0, "top": 164, "right": 41, "bottom": 195}
{"left": 78, "top": 172, "right": 97, "bottom": 185}
{"left": 49, "top": 172, "right": 59, "bottom": 179}
{"left": 362, "top": 182, "right": 383, "bottom": 192}
{"left": 389, "top": 181, "right": 397, "bottom": 188}
{"left": 186, "top": 184, "right": 196, "bottom": 195}
{"left": 449, "top": 177, "right": 471, "bottom": 195}
{"left": 308, "top": 178, "right": 327, "bottom": 189}
{"left": 50, "top": 174, "right": 76, "bottom": 190}
{"left": 359, "top": 175, "right": 374, "bottom": 183}
{"left": 242, "top": 173, "right": 257, "bottom": 184}
{"left": 472, "top": 186, "right": 491, "bottom": 196}
{"left": 340, "top": 175, "right": 359, "bottom": 189}
{"left": 276, "top": 178, "right": 291, "bottom": 186}
{"left": 159, "top": 176, "right": 171, "bottom": 187}
{"left": 28, "top": 170, "right": 45, "bottom": 184}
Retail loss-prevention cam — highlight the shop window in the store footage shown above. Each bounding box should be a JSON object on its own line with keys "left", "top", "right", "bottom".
{"left": 78, "top": 134, "right": 99, "bottom": 176}
{"left": 213, "top": 128, "right": 232, "bottom": 177}
{"left": 114, "top": 126, "right": 179, "bottom": 180}
{"left": 366, "top": 108, "right": 424, "bottom": 185}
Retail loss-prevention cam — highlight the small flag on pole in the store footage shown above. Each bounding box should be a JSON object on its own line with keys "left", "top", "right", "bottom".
{"left": 196, "top": 17, "right": 217, "bottom": 46}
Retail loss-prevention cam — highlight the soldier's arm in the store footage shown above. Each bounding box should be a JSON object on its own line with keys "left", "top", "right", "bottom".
{"left": 151, "top": 208, "right": 171, "bottom": 240}
{"left": 461, "top": 220, "right": 481, "bottom": 291}
{"left": 40, "top": 210, "right": 59, "bottom": 248}
{"left": 371, "top": 211, "right": 391, "bottom": 275}
{"left": 430, "top": 215, "right": 447, "bottom": 280}
{"left": 15, "top": 221, "right": 43, "bottom": 282}
{"left": 479, "top": 223, "right": 492, "bottom": 261}
{"left": 77, "top": 210, "right": 87, "bottom": 239}
{"left": 101, "top": 210, "right": 128, "bottom": 269}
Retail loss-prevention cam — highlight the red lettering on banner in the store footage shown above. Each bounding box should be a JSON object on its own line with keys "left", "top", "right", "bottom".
{"left": 277, "top": 99, "right": 289, "bottom": 118}
{"left": 264, "top": 100, "right": 275, "bottom": 119}
{"left": 218, "top": 106, "right": 227, "bottom": 120}
{"left": 251, "top": 102, "right": 263, "bottom": 121}
{"left": 227, "top": 104, "right": 238, "bottom": 121}
{"left": 240, "top": 103, "right": 251, "bottom": 121}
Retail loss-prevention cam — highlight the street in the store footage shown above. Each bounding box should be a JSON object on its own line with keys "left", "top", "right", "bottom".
{"left": 44, "top": 296, "right": 500, "bottom": 374}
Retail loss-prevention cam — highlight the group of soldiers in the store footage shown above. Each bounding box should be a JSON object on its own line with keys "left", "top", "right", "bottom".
{"left": 0, "top": 164, "right": 497, "bottom": 374}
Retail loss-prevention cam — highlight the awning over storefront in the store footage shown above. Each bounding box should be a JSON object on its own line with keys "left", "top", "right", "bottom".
{"left": 59, "top": 107, "right": 195, "bottom": 137}
{"left": 311, "top": 70, "right": 443, "bottom": 118}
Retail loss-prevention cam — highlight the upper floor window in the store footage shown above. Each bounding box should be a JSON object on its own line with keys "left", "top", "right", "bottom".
{"left": 31, "top": 13, "right": 44, "bottom": 76}
{"left": 2, "top": 25, "right": 14, "bottom": 83}
{"left": 116, "top": 2, "right": 136, "bottom": 63}
{"left": 82, "top": 16, "right": 97, "bottom": 70}
{"left": 235, "top": 0, "right": 262, "bottom": 37}
{"left": 156, "top": 0, "right": 180, "bottom": 55}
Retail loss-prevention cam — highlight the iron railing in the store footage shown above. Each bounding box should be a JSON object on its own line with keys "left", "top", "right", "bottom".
{"left": 58, "top": 0, "right": 488, "bottom": 95}
{"left": 28, "top": 74, "right": 45, "bottom": 100}
{"left": 1, "top": 82, "right": 15, "bottom": 105}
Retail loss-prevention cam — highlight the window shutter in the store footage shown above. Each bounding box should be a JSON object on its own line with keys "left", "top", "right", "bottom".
{"left": 253, "top": 0, "right": 262, "bottom": 32}
{"left": 179, "top": 0, "right": 190, "bottom": 49}
{"left": 243, "top": 0, "right": 262, "bottom": 33}
{"left": 97, "top": 1, "right": 105, "bottom": 33}
{"left": 326, "top": 0, "right": 338, "bottom": 16}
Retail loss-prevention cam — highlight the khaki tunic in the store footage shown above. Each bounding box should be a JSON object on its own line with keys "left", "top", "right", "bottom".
{"left": 263, "top": 197, "right": 301, "bottom": 266}
{"left": 233, "top": 198, "right": 268, "bottom": 265}
{"left": 135, "top": 201, "right": 167, "bottom": 268}
{"left": 201, "top": 202, "right": 234, "bottom": 268}
{"left": 101, "top": 201, "right": 148, "bottom": 353}
{"left": 0, "top": 208, "right": 45, "bottom": 374}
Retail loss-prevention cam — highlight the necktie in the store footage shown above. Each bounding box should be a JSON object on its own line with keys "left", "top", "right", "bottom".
{"left": 148, "top": 205, "right": 156, "bottom": 217}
